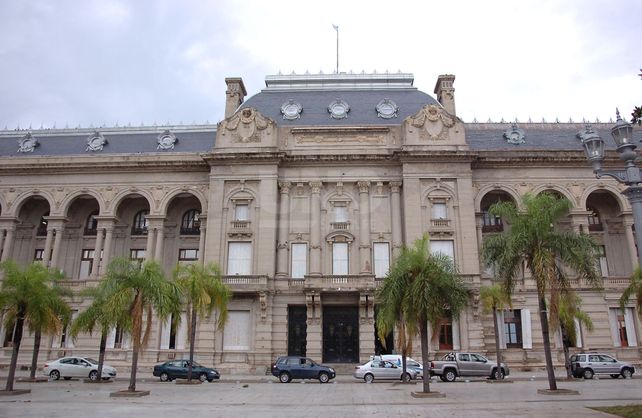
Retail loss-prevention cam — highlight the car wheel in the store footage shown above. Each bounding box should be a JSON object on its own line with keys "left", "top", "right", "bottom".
{"left": 88, "top": 370, "right": 99, "bottom": 381}
{"left": 492, "top": 368, "right": 505, "bottom": 380}
{"left": 160, "top": 372, "right": 170, "bottom": 382}
{"left": 439, "top": 375, "right": 448, "bottom": 382}
{"left": 401, "top": 372, "right": 411, "bottom": 382}
{"left": 610, "top": 374, "right": 620, "bottom": 379}
{"left": 49, "top": 370, "right": 61, "bottom": 381}
{"left": 583, "top": 369, "right": 594, "bottom": 379}
{"left": 622, "top": 368, "right": 633, "bottom": 379}
{"left": 198, "top": 373, "right": 207, "bottom": 383}
{"left": 279, "top": 372, "right": 291, "bottom": 383}
{"left": 318, "top": 372, "right": 330, "bottom": 383}
{"left": 364, "top": 373, "right": 374, "bottom": 384}
{"left": 444, "top": 369, "right": 457, "bottom": 382}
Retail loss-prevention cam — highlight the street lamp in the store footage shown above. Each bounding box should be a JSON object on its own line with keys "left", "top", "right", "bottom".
{"left": 578, "top": 109, "right": 642, "bottom": 265}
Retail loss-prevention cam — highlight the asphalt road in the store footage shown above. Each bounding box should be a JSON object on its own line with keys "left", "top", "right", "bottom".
{"left": 0, "top": 375, "right": 640, "bottom": 418}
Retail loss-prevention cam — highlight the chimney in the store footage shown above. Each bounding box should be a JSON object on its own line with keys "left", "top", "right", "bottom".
{"left": 224, "top": 77, "right": 247, "bottom": 119}
{"left": 434, "top": 74, "right": 456, "bottom": 115}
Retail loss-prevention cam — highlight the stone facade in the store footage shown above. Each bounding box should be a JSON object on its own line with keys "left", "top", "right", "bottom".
{"left": 0, "top": 72, "right": 640, "bottom": 373}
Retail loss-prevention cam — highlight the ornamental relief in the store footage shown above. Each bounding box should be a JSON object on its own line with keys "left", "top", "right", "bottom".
{"left": 221, "top": 108, "right": 274, "bottom": 143}
{"left": 295, "top": 133, "right": 385, "bottom": 145}
{"left": 407, "top": 104, "right": 455, "bottom": 141}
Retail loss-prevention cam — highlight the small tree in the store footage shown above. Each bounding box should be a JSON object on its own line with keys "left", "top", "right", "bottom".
{"left": 620, "top": 267, "right": 642, "bottom": 317}
{"left": 0, "top": 261, "right": 71, "bottom": 391}
{"left": 553, "top": 291, "right": 593, "bottom": 378}
{"left": 480, "top": 284, "right": 512, "bottom": 379}
{"left": 174, "top": 262, "right": 230, "bottom": 382}
{"left": 70, "top": 282, "right": 131, "bottom": 381}
{"left": 101, "top": 258, "right": 181, "bottom": 392}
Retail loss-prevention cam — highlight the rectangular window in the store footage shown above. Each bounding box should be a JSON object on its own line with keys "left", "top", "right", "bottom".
{"left": 114, "top": 325, "right": 124, "bottom": 349}
{"left": 598, "top": 245, "right": 609, "bottom": 277}
{"left": 34, "top": 249, "right": 44, "bottom": 261}
{"left": 332, "top": 242, "right": 348, "bottom": 275}
{"left": 430, "top": 240, "right": 455, "bottom": 260}
{"left": 334, "top": 206, "right": 348, "bottom": 223}
{"left": 79, "top": 249, "right": 94, "bottom": 279}
{"left": 178, "top": 249, "right": 199, "bottom": 265}
{"left": 130, "top": 249, "right": 146, "bottom": 262}
{"left": 235, "top": 204, "right": 249, "bottom": 221}
{"left": 291, "top": 243, "right": 308, "bottom": 279}
{"left": 503, "top": 309, "right": 522, "bottom": 348}
{"left": 373, "top": 242, "right": 390, "bottom": 279}
{"left": 609, "top": 307, "right": 638, "bottom": 347}
{"left": 227, "top": 242, "right": 252, "bottom": 275}
{"left": 223, "top": 311, "right": 251, "bottom": 351}
{"left": 432, "top": 202, "right": 448, "bottom": 219}
{"left": 439, "top": 319, "right": 453, "bottom": 350}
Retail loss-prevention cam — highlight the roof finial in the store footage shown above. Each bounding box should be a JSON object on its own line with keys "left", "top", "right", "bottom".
{"left": 615, "top": 108, "right": 622, "bottom": 121}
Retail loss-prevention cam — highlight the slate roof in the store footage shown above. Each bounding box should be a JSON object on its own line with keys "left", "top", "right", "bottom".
{"left": 0, "top": 126, "right": 216, "bottom": 157}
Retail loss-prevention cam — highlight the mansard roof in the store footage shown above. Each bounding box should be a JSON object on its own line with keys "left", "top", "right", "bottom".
{"left": 240, "top": 72, "right": 439, "bottom": 126}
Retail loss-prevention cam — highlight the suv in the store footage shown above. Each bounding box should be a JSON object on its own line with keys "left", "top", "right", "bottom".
{"left": 570, "top": 353, "right": 635, "bottom": 379}
{"left": 271, "top": 356, "right": 336, "bottom": 383}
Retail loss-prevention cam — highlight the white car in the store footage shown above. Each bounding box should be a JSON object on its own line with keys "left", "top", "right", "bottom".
{"left": 44, "top": 356, "right": 117, "bottom": 381}
{"left": 377, "top": 355, "right": 424, "bottom": 378}
{"left": 354, "top": 360, "right": 417, "bottom": 383}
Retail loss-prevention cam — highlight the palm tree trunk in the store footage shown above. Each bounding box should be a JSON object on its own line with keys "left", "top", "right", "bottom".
{"left": 5, "top": 307, "right": 25, "bottom": 391}
{"left": 29, "top": 328, "right": 42, "bottom": 380}
{"left": 128, "top": 295, "right": 143, "bottom": 392}
{"left": 187, "top": 308, "right": 197, "bottom": 382}
{"left": 538, "top": 295, "right": 557, "bottom": 390}
{"left": 420, "top": 318, "right": 431, "bottom": 393}
{"left": 97, "top": 331, "right": 107, "bottom": 379}
{"left": 492, "top": 306, "right": 502, "bottom": 379}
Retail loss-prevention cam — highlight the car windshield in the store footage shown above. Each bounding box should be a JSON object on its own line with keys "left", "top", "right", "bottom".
{"left": 190, "top": 361, "right": 202, "bottom": 368}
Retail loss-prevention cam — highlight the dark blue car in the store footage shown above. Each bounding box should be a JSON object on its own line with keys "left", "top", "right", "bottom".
{"left": 271, "top": 356, "right": 336, "bottom": 383}
{"left": 153, "top": 359, "right": 220, "bottom": 382}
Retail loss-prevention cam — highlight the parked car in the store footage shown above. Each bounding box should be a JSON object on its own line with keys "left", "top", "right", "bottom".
{"left": 270, "top": 356, "right": 336, "bottom": 383}
{"left": 354, "top": 359, "right": 417, "bottom": 383}
{"left": 44, "top": 356, "right": 117, "bottom": 381}
{"left": 153, "top": 359, "right": 220, "bottom": 382}
{"left": 570, "top": 353, "right": 635, "bottom": 379}
{"left": 430, "top": 352, "right": 509, "bottom": 382}
{"left": 372, "top": 355, "right": 424, "bottom": 378}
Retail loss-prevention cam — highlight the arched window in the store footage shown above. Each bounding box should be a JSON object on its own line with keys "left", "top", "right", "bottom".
{"left": 180, "top": 209, "right": 200, "bottom": 235}
{"left": 84, "top": 211, "right": 98, "bottom": 235}
{"left": 37, "top": 212, "right": 49, "bottom": 236}
{"left": 587, "top": 206, "right": 602, "bottom": 231}
{"left": 132, "top": 210, "right": 149, "bottom": 235}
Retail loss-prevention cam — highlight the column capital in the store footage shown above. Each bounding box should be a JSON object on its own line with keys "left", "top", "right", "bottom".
{"left": 389, "top": 181, "right": 402, "bottom": 193}
{"left": 357, "top": 181, "right": 371, "bottom": 194}
{"left": 278, "top": 181, "right": 292, "bottom": 194}
{"left": 309, "top": 181, "right": 323, "bottom": 194}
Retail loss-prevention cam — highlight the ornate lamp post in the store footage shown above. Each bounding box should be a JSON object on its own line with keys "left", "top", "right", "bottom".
{"left": 578, "top": 110, "right": 642, "bottom": 265}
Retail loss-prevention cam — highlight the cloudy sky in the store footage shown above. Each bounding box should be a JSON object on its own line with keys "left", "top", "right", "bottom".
{"left": 0, "top": 0, "right": 640, "bottom": 129}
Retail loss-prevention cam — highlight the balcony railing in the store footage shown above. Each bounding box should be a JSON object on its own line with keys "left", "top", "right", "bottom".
{"left": 303, "top": 274, "right": 377, "bottom": 291}
{"left": 180, "top": 227, "right": 201, "bottom": 235}
{"left": 482, "top": 224, "right": 504, "bottom": 233}
{"left": 330, "top": 221, "right": 350, "bottom": 231}
{"left": 588, "top": 223, "right": 604, "bottom": 232}
{"left": 231, "top": 220, "right": 251, "bottom": 229}
{"left": 222, "top": 275, "right": 268, "bottom": 292}
{"left": 431, "top": 219, "right": 451, "bottom": 228}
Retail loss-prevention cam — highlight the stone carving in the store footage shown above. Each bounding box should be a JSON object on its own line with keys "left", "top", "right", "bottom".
{"left": 357, "top": 181, "right": 370, "bottom": 193}
{"left": 259, "top": 293, "right": 268, "bottom": 319}
{"left": 327, "top": 98, "right": 350, "bottom": 119}
{"left": 280, "top": 99, "right": 302, "bottom": 120}
{"left": 17, "top": 132, "right": 39, "bottom": 153}
{"left": 408, "top": 104, "right": 455, "bottom": 141}
{"left": 503, "top": 124, "right": 526, "bottom": 145}
{"left": 157, "top": 130, "right": 178, "bottom": 150}
{"left": 376, "top": 98, "right": 398, "bottom": 119}
{"left": 389, "top": 181, "right": 402, "bottom": 193}
{"left": 222, "top": 108, "right": 274, "bottom": 143}
{"left": 278, "top": 181, "right": 291, "bottom": 194}
{"left": 310, "top": 181, "right": 322, "bottom": 194}
{"left": 86, "top": 131, "right": 107, "bottom": 152}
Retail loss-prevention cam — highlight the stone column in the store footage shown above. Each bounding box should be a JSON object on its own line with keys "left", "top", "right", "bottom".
{"left": 91, "top": 228, "right": 104, "bottom": 278}
{"left": 358, "top": 181, "right": 371, "bottom": 273}
{"left": 49, "top": 220, "right": 66, "bottom": 269}
{"left": 1, "top": 225, "right": 16, "bottom": 261}
{"left": 100, "top": 220, "right": 114, "bottom": 274}
{"left": 42, "top": 226, "right": 55, "bottom": 265}
{"left": 276, "top": 181, "right": 291, "bottom": 278}
{"left": 198, "top": 214, "right": 207, "bottom": 266}
{"left": 309, "top": 181, "right": 322, "bottom": 275}
{"left": 475, "top": 213, "right": 484, "bottom": 272}
{"left": 0, "top": 230, "right": 5, "bottom": 260}
{"left": 390, "top": 181, "right": 403, "bottom": 259}
{"left": 145, "top": 225, "right": 156, "bottom": 261}
{"left": 624, "top": 218, "right": 638, "bottom": 271}
{"left": 154, "top": 220, "right": 165, "bottom": 261}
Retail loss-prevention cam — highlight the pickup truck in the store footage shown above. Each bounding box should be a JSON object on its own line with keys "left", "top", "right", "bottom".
{"left": 430, "top": 352, "right": 509, "bottom": 382}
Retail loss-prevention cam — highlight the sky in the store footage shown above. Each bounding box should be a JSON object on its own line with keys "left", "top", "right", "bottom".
{"left": 0, "top": 0, "right": 640, "bottom": 130}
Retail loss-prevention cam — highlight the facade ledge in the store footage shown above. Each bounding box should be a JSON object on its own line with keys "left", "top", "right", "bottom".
{"left": 222, "top": 275, "right": 269, "bottom": 293}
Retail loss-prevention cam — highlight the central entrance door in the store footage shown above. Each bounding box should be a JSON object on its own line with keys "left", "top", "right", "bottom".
{"left": 322, "top": 306, "right": 359, "bottom": 363}
{"left": 287, "top": 306, "right": 307, "bottom": 357}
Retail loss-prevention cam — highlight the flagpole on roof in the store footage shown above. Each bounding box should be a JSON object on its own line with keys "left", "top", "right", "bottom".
{"left": 332, "top": 24, "right": 339, "bottom": 74}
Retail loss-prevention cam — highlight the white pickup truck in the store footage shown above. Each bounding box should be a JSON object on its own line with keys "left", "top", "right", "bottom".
{"left": 429, "top": 352, "right": 509, "bottom": 382}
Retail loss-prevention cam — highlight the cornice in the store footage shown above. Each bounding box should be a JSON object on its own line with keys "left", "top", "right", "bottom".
{"left": 471, "top": 150, "right": 623, "bottom": 168}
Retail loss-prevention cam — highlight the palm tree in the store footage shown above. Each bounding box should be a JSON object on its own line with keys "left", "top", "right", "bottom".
{"left": 479, "top": 284, "right": 512, "bottom": 380}
{"left": 69, "top": 282, "right": 131, "bottom": 381}
{"left": 482, "top": 193, "right": 601, "bottom": 391}
{"left": 101, "top": 258, "right": 181, "bottom": 392}
{"left": 553, "top": 291, "right": 593, "bottom": 378}
{"left": 0, "top": 261, "right": 71, "bottom": 391}
{"left": 620, "top": 267, "right": 642, "bottom": 316}
{"left": 173, "top": 262, "right": 230, "bottom": 382}
{"left": 378, "top": 234, "right": 468, "bottom": 393}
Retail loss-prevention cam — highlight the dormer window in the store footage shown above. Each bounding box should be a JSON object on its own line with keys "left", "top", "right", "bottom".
{"left": 132, "top": 210, "right": 149, "bottom": 235}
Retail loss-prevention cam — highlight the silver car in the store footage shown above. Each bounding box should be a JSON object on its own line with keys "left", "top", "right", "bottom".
{"left": 570, "top": 353, "right": 635, "bottom": 379}
{"left": 43, "top": 356, "right": 117, "bottom": 381}
{"left": 353, "top": 360, "right": 417, "bottom": 383}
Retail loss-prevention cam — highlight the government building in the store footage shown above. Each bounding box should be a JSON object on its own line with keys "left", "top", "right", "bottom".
{"left": 0, "top": 72, "right": 640, "bottom": 373}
